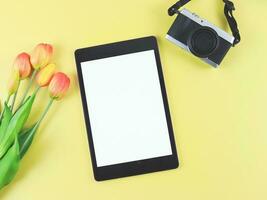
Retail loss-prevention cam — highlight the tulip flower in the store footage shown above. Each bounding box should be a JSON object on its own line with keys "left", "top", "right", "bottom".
{"left": 20, "top": 43, "right": 53, "bottom": 105}
{"left": 13, "top": 53, "right": 32, "bottom": 79}
{"left": 48, "top": 72, "right": 70, "bottom": 100}
{"left": 35, "top": 63, "right": 56, "bottom": 87}
{"left": 0, "top": 43, "right": 71, "bottom": 191}
{"left": 30, "top": 43, "right": 53, "bottom": 70}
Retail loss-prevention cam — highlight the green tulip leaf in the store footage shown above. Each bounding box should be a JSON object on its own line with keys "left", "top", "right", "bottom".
{"left": 0, "top": 95, "right": 35, "bottom": 159}
{"left": 0, "top": 137, "right": 20, "bottom": 190}
{"left": 0, "top": 104, "right": 12, "bottom": 142}
{"left": 0, "top": 101, "right": 2, "bottom": 116}
{"left": 18, "top": 123, "right": 39, "bottom": 159}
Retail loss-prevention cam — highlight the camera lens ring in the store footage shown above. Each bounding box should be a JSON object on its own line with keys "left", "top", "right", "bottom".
{"left": 187, "top": 26, "right": 219, "bottom": 58}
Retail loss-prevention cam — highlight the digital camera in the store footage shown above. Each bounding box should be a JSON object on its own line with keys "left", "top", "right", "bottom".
{"left": 166, "top": 0, "right": 240, "bottom": 67}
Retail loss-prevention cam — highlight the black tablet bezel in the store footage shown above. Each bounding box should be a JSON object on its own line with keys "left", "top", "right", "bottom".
{"left": 75, "top": 36, "right": 179, "bottom": 181}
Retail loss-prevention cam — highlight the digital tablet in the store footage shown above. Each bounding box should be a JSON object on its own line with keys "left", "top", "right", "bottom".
{"left": 75, "top": 36, "right": 179, "bottom": 181}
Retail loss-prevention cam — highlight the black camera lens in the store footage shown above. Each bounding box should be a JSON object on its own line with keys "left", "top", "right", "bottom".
{"left": 187, "top": 27, "right": 219, "bottom": 58}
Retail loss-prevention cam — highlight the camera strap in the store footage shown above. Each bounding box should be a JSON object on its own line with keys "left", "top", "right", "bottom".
{"left": 223, "top": 0, "right": 240, "bottom": 46}
{"left": 168, "top": 0, "right": 241, "bottom": 46}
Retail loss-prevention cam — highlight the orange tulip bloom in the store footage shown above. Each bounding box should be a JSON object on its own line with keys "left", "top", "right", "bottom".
{"left": 30, "top": 43, "right": 53, "bottom": 70}
{"left": 13, "top": 52, "right": 32, "bottom": 79}
{"left": 35, "top": 63, "right": 56, "bottom": 87}
{"left": 48, "top": 72, "right": 70, "bottom": 100}
{"left": 7, "top": 69, "right": 20, "bottom": 96}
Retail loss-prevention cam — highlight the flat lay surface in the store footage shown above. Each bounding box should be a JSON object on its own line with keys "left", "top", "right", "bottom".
{"left": 0, "top": 0, "right": 266, "bottom": 199}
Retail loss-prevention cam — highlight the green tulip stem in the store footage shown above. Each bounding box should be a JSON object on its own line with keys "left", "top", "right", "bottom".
{"left": 6, "top": 95, "right": 11, "bottom": 105}
{"left": 11, "top": 80, "right": 21, "bottom": 112}
{"left": 36, "top": 98, "right": 54, "bottom": 127}
{"left": 0, "top": 94, "right": 11, "bottom": 122}
{"left": 0, "top": 111, "right": 3, "bottom": 123}
{"left": 34, "top": 86, "right": 41, "bottom": 95}
{"left": 20, "top": 69, "right": 38, "bottom": 106}
{"left": 19, "top": 98, "right": 54, "bottom": 156}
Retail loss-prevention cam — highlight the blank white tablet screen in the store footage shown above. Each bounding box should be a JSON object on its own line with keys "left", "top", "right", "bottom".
{"left": 81, "top": 50, "right": 172, "bottom": 167}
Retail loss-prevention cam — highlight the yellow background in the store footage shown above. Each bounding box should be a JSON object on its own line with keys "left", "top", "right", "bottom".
{"left": 0, "top": 0, "right": 266, "bottom": 199}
